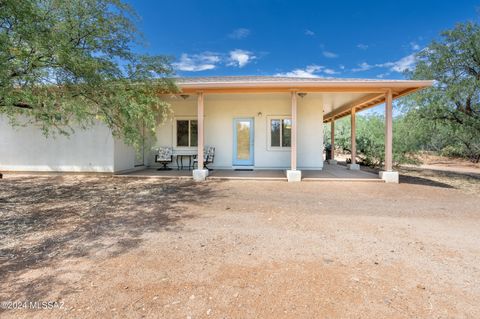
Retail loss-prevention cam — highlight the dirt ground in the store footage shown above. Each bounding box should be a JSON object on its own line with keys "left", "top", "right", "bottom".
{"left": 1, "top": 174, "right": 479, "bottom": 318}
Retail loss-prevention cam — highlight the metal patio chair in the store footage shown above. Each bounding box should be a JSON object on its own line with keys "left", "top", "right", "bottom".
{"left": 193, "top": 146, "right": 215, "bottom": 170}
{"left": 154, "top": 146, "right": 173, "bottom": 170}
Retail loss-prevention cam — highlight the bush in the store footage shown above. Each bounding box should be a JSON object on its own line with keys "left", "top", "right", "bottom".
{"left": 326, "top": 112, "right": 423, "bottom": 168}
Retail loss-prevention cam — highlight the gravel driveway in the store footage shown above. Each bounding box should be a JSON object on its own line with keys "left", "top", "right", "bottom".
{"left": 1, "top": 175, "right": 479, "bottom": 318}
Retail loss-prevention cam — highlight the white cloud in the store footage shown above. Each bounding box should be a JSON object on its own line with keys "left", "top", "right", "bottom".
{"left": 379, "top": 54, "right": 416, "bottom": 72}
{"left": 228, "top": 28, "right": 250, "bottom": 39}
{"left": 305, "top": 29, "right": 315, "bottom": 36}
{"left": 323, "top": 68, "right": 338, "bottom": 75}
{"left": 173, "top": 53, "right": 220, "bottom": 72}
{"left": 227, "top": 49, "right": 255, "bottom": 67}
{"left": 174, "top": 49, "right": 259, "bottom": 71}
{"left": 410, "top": 42, "right": 420, "bottom": 51}
{"left": 352, "top": 62, "right": 373, "bottom": 72}
{"left": 275, "top": 65, "right": 324, "bottom": 78}
{"left": 357, "top": 43, "right": 369, "bottom": 50}
{"left": 322, "top": 51, "right": 338, "bottom": 58}
{"left": 275, "top": 64, "right": 341, "bottom": 78}
{"left": 350, "top": 53, "right": 417, "bottom": 74}
{"left": 376, "top": 73, "right": 390, "bottom": 78}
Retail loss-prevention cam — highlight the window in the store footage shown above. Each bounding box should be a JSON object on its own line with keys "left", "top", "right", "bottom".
{"left": 269, "top": 118, "right": 291, "bottom": 148}
{"left": 175, "top": 119, "right": 198, "bottom": 147}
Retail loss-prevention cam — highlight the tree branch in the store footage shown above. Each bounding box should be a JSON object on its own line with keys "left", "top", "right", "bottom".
{"left": 12, "top": 102, "right": 33, "bottom": 109}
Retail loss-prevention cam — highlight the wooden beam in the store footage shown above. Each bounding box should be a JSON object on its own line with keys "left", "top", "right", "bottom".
{"left": 291, "top": 91, "right": 298, "bottom": 171}
{"left": 385, "top": 89, "right": 393, "bottom": 171}
{"left": 197, "top": 92, "right": 204, "bottom": 169}
{"left": 323, "top": 93, "right": 385, "bottom": 122}
{"left": 323, "top": 86, "right": 428, "bottom": 123}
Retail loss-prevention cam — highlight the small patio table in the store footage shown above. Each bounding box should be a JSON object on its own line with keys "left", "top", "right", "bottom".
{"left": 174, "top": 151, "right": 197, "bottom": 170}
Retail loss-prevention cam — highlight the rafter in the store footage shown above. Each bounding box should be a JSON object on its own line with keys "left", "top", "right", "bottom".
{"left": 323, "top": 93, "right": 385, "bottom": 122}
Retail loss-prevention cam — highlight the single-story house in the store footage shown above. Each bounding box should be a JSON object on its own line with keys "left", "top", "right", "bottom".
{"left": 0, "top": 76, "right": 432, "bottom": 182}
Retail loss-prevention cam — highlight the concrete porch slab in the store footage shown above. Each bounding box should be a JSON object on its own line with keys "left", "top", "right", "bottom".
{"left": 117, "top": 165, "right": 383, "bottom": 182}
{"left": 302, "top": 165, "right": 382, "bottom": 182}
{"left": 208, "top": 170, "right": 286, "bottom": 181}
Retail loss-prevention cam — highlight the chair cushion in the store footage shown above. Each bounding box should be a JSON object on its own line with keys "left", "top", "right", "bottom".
{"left": 156, "top": 147, "right": 173, "bottom": 161}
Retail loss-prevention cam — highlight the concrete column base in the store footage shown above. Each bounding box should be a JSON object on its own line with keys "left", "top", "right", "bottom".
{"left": 327, "top": 159, "right": 337, "bottom": 165}
{"left": 379, "top": 171, "right": 399, "bottom": 183}
{"left": 286, "top": 170, "right": 302, "bottom": 182}
{"left": 347, "top": 163, "right": 360, "bottom": 170}
{"left": 193, "top": 169, "right": 209, "bottom": 181}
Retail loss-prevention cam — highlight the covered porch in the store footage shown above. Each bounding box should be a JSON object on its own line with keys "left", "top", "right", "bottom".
{"left": 117, "top": 162, "right": 383, "bottom": 182}
{"left": 152, "top": 77, "right": 432, "bottom": 183}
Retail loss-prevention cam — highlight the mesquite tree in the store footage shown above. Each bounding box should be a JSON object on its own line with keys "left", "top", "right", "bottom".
{"left": 0, "top": 0, "right": 178, "bottom": 149}
{"left": 406, "top": 21, "right": 480, "bottom": 162}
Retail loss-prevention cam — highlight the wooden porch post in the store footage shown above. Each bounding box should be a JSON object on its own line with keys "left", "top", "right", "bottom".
{"left": 350, "top": 108, "right": 356, "bottom": 164}
{"left": 385, "top": 89, "right": 393, "bottom": 171}
{"left": 197, "top": 92, "right": 204, "bottom": 170}
{"left": 291, "top": 91, "right": 297, "bottom": 171}
{"left": 330, "top": 120, "right": 335, "bottom": 160}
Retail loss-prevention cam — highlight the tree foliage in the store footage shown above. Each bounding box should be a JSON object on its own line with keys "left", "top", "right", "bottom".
{"left": 328, "top": 20, "right": 480, "bottom": 165}
{"left": 405, "top": 21, "right": 480, "bottom": 162}
{"left": 325, "top": 113, "right": 424, "bottom": 167}
{"left": 0, "top": 0, "right": 178, "bottom": 148}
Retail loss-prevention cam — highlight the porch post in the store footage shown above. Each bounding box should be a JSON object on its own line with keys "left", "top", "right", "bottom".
{"left": 287, "top": 91, "right": 301, "bottom": 182}
{"left": 379, "top": 89, "right": 399, "bottom": 183}
{"left": 291, "top": 91, "right": 297, "bottom": 171}
{"left": 327, "top": 120, "right": 337, "bottom": 164}
{"left": 193, "top": 92, "right": 208, "bottom": 181}
{"left": 384, "top": 89, "right": 393, "bottom": 171}
{"left": 347, "top": 108, "right": 359, "bottom": 170}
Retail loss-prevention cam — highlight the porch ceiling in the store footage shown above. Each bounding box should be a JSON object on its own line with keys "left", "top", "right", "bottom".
{"left": 321, "top": 87, "right": 424, "bottom": 123}
{"left": 175, "top": 76, "right": 433, "bottom": 122}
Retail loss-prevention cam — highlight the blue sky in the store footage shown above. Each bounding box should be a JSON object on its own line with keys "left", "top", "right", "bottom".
{"left": 128, "top": 0, "right": 479, "bottom": 80}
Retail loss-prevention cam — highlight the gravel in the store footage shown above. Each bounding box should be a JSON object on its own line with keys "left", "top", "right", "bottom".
{"left": 0, "top": 175, "right": 479, "bottom": 318}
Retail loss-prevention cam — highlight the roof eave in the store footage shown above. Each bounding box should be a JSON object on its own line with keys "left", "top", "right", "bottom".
{"left": 178, "top": 80, "right": 433, "bottom": 92}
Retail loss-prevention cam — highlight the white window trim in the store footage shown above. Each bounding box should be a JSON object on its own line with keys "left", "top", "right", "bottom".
{"left": 172, "top": 117, "right": 198, "bottom": 150}
{"left": 266, "top": 115, "right": 291, "bottom": 151}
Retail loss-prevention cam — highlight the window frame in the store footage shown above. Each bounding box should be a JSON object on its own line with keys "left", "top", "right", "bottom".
{"left": 266, "top": 115, "right": 292, "bottom": 151}
{"left": 173, "top": 117, "right": 198, "bottom": 149}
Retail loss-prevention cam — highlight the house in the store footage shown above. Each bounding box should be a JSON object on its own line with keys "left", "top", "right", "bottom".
{"left": 0, "top": 76, "right": 432, "bottom": 182}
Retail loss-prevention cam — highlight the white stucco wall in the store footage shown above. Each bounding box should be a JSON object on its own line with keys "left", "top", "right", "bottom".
{"left": 153, "top": 93, "right": 324, "bottom": 170}
{"left": 297, "top": 95, "right": 325, "bottom": 169}
{"left": 0, "top": 116, "right": 125, "bottom": 172}
{"left": 0, "top": 92, "right": 324, "bottom": 172}
{"left": 113, "top": 138, "right": 138, "bottom": 172}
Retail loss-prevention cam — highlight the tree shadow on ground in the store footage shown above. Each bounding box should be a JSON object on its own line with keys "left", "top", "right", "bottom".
{"left": 0, "top": 176, "right": 220, "bottom": 303}
{"left": 359, "top": 164, "right": 475, "bottom": 190}
{"left": 399, "top": 168, "right": 480, "bottom": 189}
{"left": 399, "top": 174, "right": 455, "bottom": 189}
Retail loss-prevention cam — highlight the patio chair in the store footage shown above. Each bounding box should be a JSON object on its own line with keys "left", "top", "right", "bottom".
{"left": 193, "top": 146, "right": 215, "bottom": 170}
{"left": 154, "top": 146, "right": 173, "bottom": 170}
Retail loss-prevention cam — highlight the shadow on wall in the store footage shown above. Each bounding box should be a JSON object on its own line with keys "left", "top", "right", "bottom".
{"left": 0, "top": 176, "right": 220, "bottom": 303}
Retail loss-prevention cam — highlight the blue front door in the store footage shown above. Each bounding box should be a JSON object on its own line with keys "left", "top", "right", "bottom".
{"left": 233, "top": 118, "right": 254, "bottom": 166}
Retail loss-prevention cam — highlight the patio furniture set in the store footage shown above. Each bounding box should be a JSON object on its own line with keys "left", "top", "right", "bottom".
{"left": 153, "top": 146, "right": 215, "bottom": 171}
